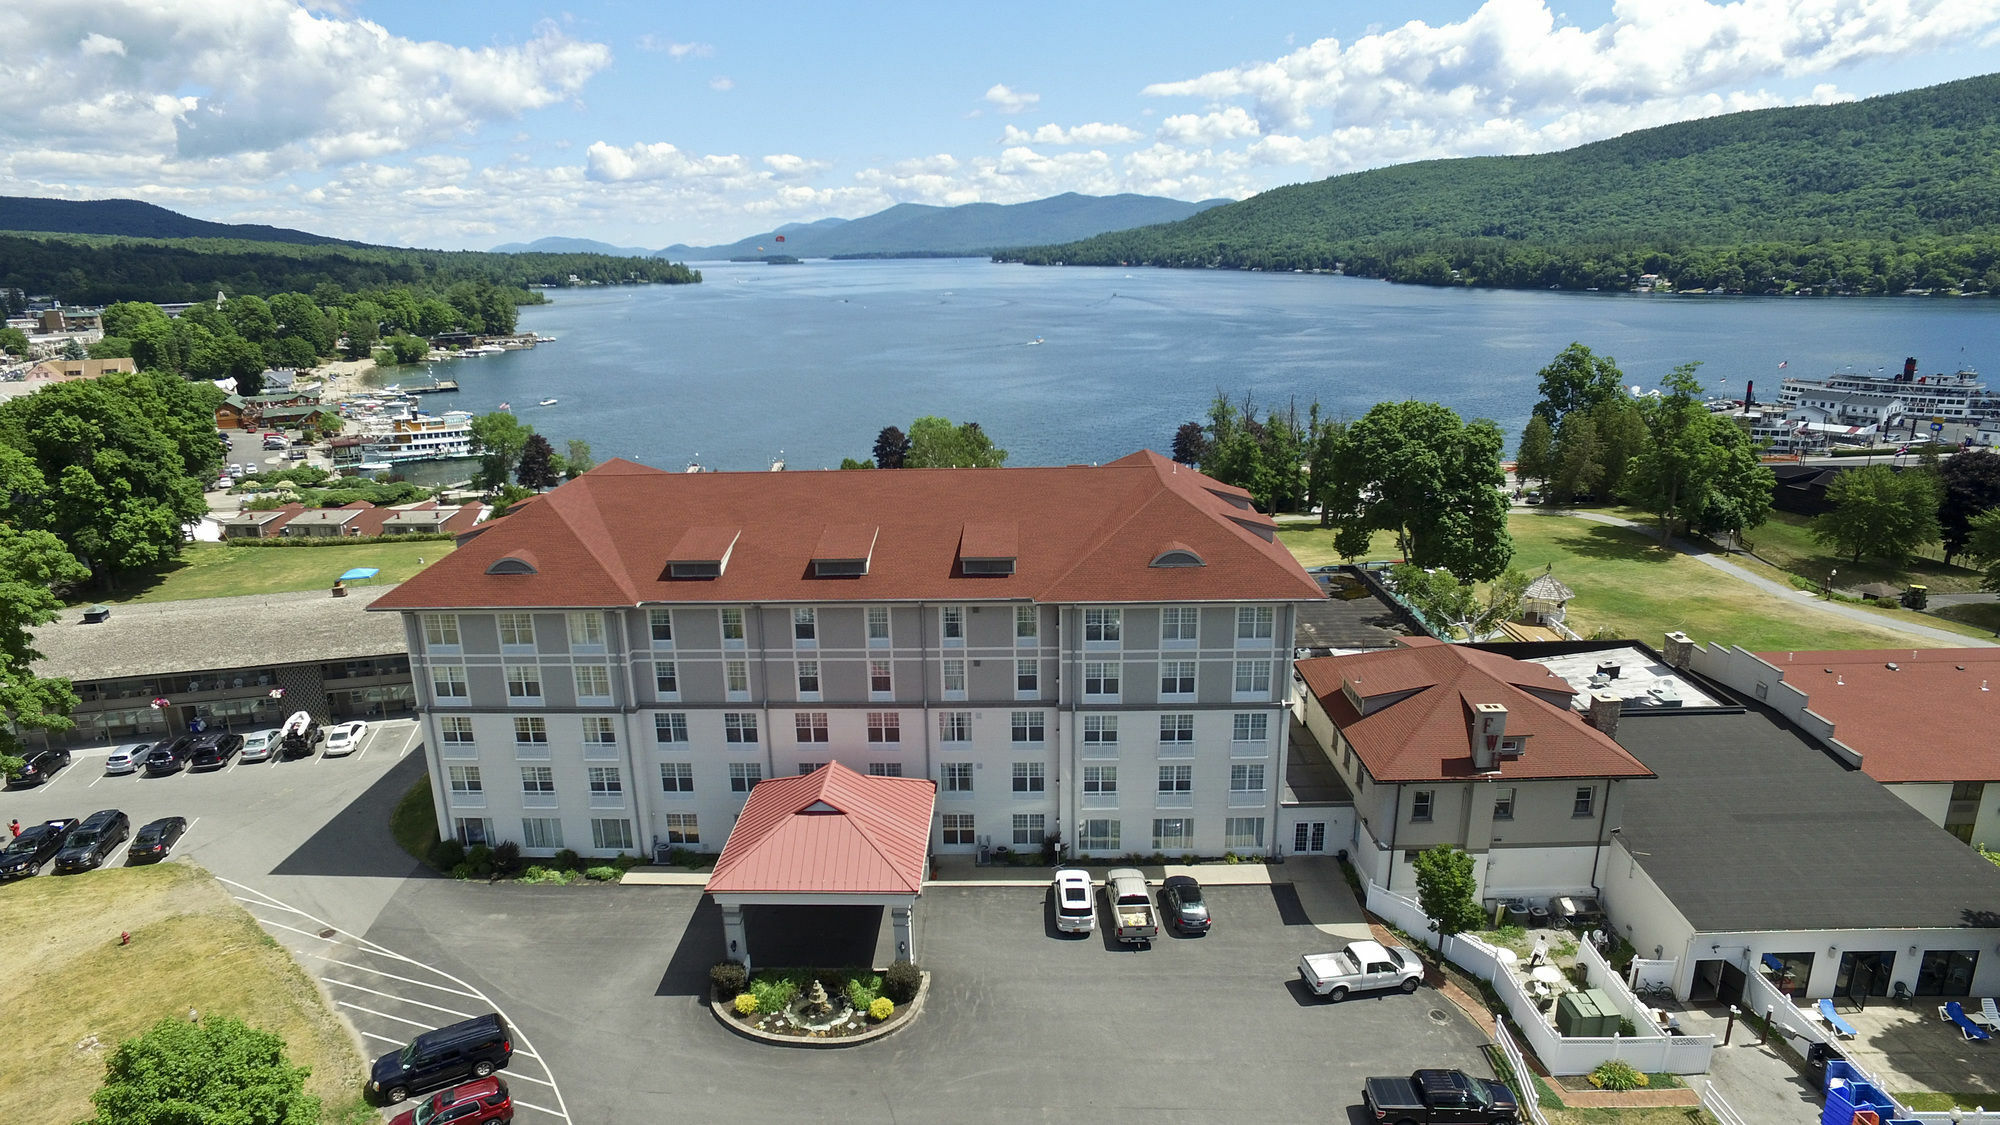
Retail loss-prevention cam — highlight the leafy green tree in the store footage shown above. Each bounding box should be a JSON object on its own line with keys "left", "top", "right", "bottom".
{"left": 1628, "top": 362, "right": 1773, "bottom": 541}
{"left": 87, "top": 336, "right": 133, "bottom": 360}
{"left": 1550, "top": 412, "right": 1604, "bottom": 502}
{"left": 268, "top": 292, "right": 335, "bottom": 356}
{"left": 1937, "top": 450, "right": 2000, "bottom": 564}
{"left": 1171, "top": 421, "right": 1209, "bottom": 466}
{"left": 1689, "top": 420, "right": 1775, "bottom": 544}
{"left": 100, "top": 300, "right": 170, "bottom": 340}
{"left": 415, "top": 297, "right": 460, "bottom": 337}
{"left": 382, "top": 334, "right": 428, "bottom": 365}
{"left": 1412, "top": 845, "right": 1485, "bottom": 938}
{"left": 1515, "top": 414, "right": 1554, "bottom": 491}
{"left": 342, "top": 301, "right": 383, "bottom": 359}
{"left": 1533, "top": 343, "right": 1628, "bottom": 426}
{"left": 266, "top": 336, "right": 318, "bottom": 371}
{"left": 1589, "top": 396, "right": 1649, "bottom": 499}
{"left": 905, "top": 416, "right": 1006, "bottom": 468}
{"left": 1811, "top": 465, "right": 1941, "bottom": 563}
{"left": 81, "top": 1014, "right": 320, "bottom": 1125}
{"left": 1304, "top": 408, "right": 1347, "bottom": 524}
{"left": 839, "top": 457, "right": 874, "bottom": 470}
{"left": 516, "top": 433, "right": 560, "bottom": 491}
{"left": 1389, "top": 564, "right": 1529, "bottom": 641}
{"left": 1324, "top": 400, "right": 1513, "bottom": 580}
{"left": 61, "top": 337, "right": 88, "bottom": 360}
{"left": 469, "top": 411, "right": 533, "bottom": 492}
{"left": 872, "top": 426, "right": 910, "bottom": 469}
{"left": 563, "top": 439, "right": 596, "bottom": 481}
{"left": 0, "top": 326, "right": 28, "bottom": 356}
{"left": 0, "top": 522, "right": 89, "bottom": 760}
{"left": 223, "top": 293, "right": 278, "bottom": 343}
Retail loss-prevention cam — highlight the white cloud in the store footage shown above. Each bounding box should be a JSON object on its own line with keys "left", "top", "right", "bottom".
{"left": 1157, "top": 107, "right": 1262, "bottom": 145}
{"left": 709, "top": 76, "right": 735, "bottom": 91}
{"left": 762, "top": 153, "right": 829, "bottom": 177}
{"left": 584, "top": 141, "right": 751, "bottom": 183}
{"left": 78, "top": 32, "right": 125, "bottom": 57}
{"left": 638, "top": 36, "right": 714, "bottom": 59}
{"left": 1000, "top": 122, "right": 1143, "bottom": 146}
{"left": 982, "top": 83, "right": 1040, "bottom": 114}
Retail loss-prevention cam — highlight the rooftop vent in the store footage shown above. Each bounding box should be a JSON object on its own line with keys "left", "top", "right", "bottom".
{"left": 80, "top": 605, "right": 110, "bottom": 625}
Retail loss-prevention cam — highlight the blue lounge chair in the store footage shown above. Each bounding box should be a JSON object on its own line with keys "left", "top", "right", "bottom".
{"left": 1942, "top": 1001, "right": 1990, "bottom": 1042}
{"left": 1819, "top": 998, "right": 1859, "bottom": 1038}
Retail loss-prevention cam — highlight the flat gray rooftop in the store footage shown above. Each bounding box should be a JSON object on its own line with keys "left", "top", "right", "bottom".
{"left": 1295, "top": 573, "right": 1421, "bottom": 651}
{"left": 1529, "top": 646, "right": 1719, "bottom": 709}
{"left": 33, "top": 589, "right": 409, "bottom": 681}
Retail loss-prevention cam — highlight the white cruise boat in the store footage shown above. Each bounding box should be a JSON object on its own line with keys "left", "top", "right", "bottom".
{"left": 355, "top": 410, "right": 476, "bottom": 462}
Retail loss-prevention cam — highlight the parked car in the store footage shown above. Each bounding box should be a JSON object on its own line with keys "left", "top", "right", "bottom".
{"left": 126, "top": 817, "right": 189, "bottom": 865}
{"left": 285, "top": 447, "right": 308, "bottom": 461}
{"left": 323, "top": 720, "right": 368, "bottom": 758}
{"left": 143, "top": 737, "right": 197, "bottom": 776}
{"left": 213, "top": 475, "right": 234, "bottom": 490}
{"left": 238, "top": 729, "right": 282, "bottom": 763}
{"left": 104, "top": 742, "right": 153, "bottom": 775}
{"left": 1362, "top": 1068, "right": 1520, "bottom": 1123}
{"left": 188, "top": 732, "right": 244, "bottom": 771}
{"left": 8, "top": 748, "right": 72, "bottom": 788}
{"left": 388, "top": 1077, "right": 513, "bottom": 1125}
{"left": 1160, "top": 874, "right": 1211, "bottom": 935}
{"left": 1104, "top": 867, "right": 1160, "bottom": 945}
{"left": 278, "top": 711, "right": 321, "bottom": 760}
{"left": 54, "top": 809, "right": 131, "bottom": 873}
{"left": 1300, "top": 939, "right": 1425, "bottom": 1002}
{"left": 0, "top": 818, "right": 79, "bottom": 879}
{"left": 1051, "top": 868, "right": 1096, "bottom": 935}
{"left": 369, "top": 1013, "right": 513, "bottom": 1105}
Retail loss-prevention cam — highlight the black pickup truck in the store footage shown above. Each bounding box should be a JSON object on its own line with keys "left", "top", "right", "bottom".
{"left": 1363, "top": 1069, "right": 1519, "bottom": 1124}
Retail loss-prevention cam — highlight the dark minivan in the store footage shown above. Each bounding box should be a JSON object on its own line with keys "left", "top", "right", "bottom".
{"left": 188, "top": 732, "right": 244, "bottom": 771}
{"left": 369, "top": 1013, "right": 512, "bottom": 1105}
{"left": 54, "top": 809, "right": 131, "bottom": 874}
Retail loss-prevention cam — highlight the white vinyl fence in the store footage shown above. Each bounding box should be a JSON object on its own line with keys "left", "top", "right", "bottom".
{"left": 1492, "top": 1020, "right": 1548, "bottom": 1125}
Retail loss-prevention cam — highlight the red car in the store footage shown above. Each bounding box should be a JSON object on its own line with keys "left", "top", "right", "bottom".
{"left": 390, "top": 1077, "right": 512, "bottom": 1124}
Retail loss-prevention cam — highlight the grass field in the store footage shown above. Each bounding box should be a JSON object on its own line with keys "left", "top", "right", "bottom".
{"left": 1743, "top": 510, "right": 1986, "bottom": 595}
{"left": 1274, "top": 526, "right": 1403, "bottom": 567}
{"left": 77, "top": 539, "right": 451, "bottom": 606}
{"left": 0, "top": 863, "right": 369, "bottom": 1123}
{"left": 392, "top": 774, "right": 441, "bottom": 864}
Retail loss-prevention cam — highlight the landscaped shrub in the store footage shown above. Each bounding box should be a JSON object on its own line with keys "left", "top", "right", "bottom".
{"left": 516, "top": 866, "right": 576, "bottom": 885}
{"left": 844, "top": 973, "right": 882, "bottom": 1009}
{"left": 428, "top": 837, "right": 466, "bottom": 869}
{"left": 491, "top": 841, "right": 522, "bottom": 876}
{"left": 611, "top": 853, "right": 644, "bottom": 871}
{"left": 1618, "top": 1016, "right": 1638, "bottom": 1037}
{"left": 450, "top": 862, "right": 475, "bottom": 880}
{"left": 1872, "top": 596, "right": 1899, "bottom": 609}
{"left": 465, "top": 844, "right": 494, "bottom": 876}
{"left": 869, "top": 997, "right": 894, "bottom": 1021}
{"left": 748, "top": 973, "right": 800, "bottom": 1014}
{"left": 553, "top": 848, "right": 581, "bottom": 868}
{"left": 1589, "top": 1060, "right": 1648, "bottom": 1091}
{"left": 710, "top": 961, "right": 749, "bottom": 1001}
{"left": 882, "top": 960, "right": 921, "bottom": 1004}
{"left": 584, "top": 865, "right": 621, "bottom": 881}
{"left": 734, "top": 993, "right": 759, "bottom": 1016}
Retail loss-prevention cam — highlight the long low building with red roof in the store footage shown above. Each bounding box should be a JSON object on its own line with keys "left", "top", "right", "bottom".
{"left": 368, "top": 451, "right": 1324, "bottom": 860}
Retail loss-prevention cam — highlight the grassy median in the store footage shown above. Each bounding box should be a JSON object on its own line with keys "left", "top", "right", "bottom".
{"left": 0, "top": 862, "right": 369, "bottom": 1123}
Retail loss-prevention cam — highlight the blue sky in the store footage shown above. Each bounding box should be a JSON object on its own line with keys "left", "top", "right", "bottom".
{"left": 3, "top": 1, "right": 1998, "bottom": 250}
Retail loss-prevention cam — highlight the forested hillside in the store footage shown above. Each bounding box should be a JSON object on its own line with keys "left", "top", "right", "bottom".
{"left": 1006, "top": 74, "right": 2000, "bottom": 296}
{"left": 0, "top": 195, "right": 361, "bottom": 246}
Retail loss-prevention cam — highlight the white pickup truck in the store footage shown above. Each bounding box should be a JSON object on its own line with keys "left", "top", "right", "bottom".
{"left": 1104, "top": 867, "right": 1159, "bottom": 945}
{"left": 1298, "top": 939, "right": 1425, "bottom": 1002}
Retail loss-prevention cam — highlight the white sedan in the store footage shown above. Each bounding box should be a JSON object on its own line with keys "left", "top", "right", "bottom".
{"left": 321, "top": 721, "right": 368, "bottom": 757}
{"left": 238, "top": 729, "right": 282, "bottom": 763}
{"left": 104, "top": 742, "right": 152, "bottom": 775}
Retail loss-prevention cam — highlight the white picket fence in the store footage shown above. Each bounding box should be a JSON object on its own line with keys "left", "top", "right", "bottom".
{"left": 1492, "top": 1020, "right": 1548, "bottom": 1125}
{"left": 1738, "top": 964, "right": 1828, "bottom": 1052}
{"left": 1698, "top": 1079, "right": 1750, "bottom": 1125}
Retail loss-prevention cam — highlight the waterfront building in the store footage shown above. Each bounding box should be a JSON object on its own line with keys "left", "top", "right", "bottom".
{"left": 369, "top": 453, "right": 1323, "bottom": 859}
{"left": 1777, "top": 356, "right": 1991, "bottom": 428}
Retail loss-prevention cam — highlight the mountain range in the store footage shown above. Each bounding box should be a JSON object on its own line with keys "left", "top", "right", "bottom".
{"left": 0, "top": 195, "right": 366, "bottom": 247}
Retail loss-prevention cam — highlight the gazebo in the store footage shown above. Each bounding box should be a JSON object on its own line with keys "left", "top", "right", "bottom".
{"left": 1521, "top": 569, "right": 1576, "bottom": 628}
{"left": 706, "top": 761, "right": 936, "bottom": 971}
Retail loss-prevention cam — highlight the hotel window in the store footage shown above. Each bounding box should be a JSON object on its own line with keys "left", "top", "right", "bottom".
{"left": 1160, "top": 607, "right": 1198, "bottom": 643}
{"left": 795, "top": 712, "right": 830, "bottom": 743}
{"left": 942, "top": 762, "right": 973, "bottom": 792}
{"left": 422, "top": 614, "right": 460, "bottom": 647}
{"left": 1573, "top": 786, "right": 1595, "bottom": 818}
{"left": 869, "top": 659, "right": 893, "bottom": 696}
{"left": 568, "top": 612, "right": 605, "bottom": 648}
{"left": 1152, "top": 818, "right": 1193, "bottom": 850}
{"left": 729, "top": 763, "right": 762, "bottom": 792}
{"left": 793, "top": 607, "right": 816, "bottom": 644}
{"left": 942, "top": 813, "right": 975, "bottom": 845}
{"left": 867, "top": 606, "right": 890, "bottom": 644}
{"left": 654, "top": 661, "right": 678, "bottom": 697}
{"left": 513, "top": 717, "right": 547, "bottom": 745}
{"left": 505, "top": 665, "right": 542, "bottom": 702}
{"left": 725, "top": 660, "right": 750, "bottom": 698}
{"left": 940, "top": 605, "right": 965, "bottom": 643}
{"left": 796, "top": 660, "right": 820, "bottom": 697}
{"left": 1080, "top": 819, "right": 1120, "bottom": 851}
{"left": 454, "top": 818, "right": 495, "bottom": 846}
{"left": 1011, "top": 711, "right": 1045, "bottom": 743}
{"left": 664, "top": 813, "right": 699, "bottom": 845}
{"left": 720, "top": 607, "right": 745, "bottom": 643}
{"left": 1159, "top": 714, "right": 1195, "bottom": 744}
{"left": 1236, "top": 605, "right": 1275, "bottom": 641}
{"left": 654, "top": 713, "right": 688, "bottom": 744}
{"left": 1493, "top": 788, "right": 1516, "bottom": 821}
{"left": 1012, "top": 761, "right": 1045, "bottom": 793}
{"left": 1412, "top": 790, "right": 1434, "bottom": 822}
{"left": 573, "top": 665, "right": 611, "bottom": 702}
{"left": 582, "top": 716, "right": 617, "bottom": 745}
{"left": 448, "top": 765, "right": 482, "bottom": 796}
{"left": 1015, "top": 605, "right": 1038, "bottom": 641}
{"left": 588, "top": 767, "right": 623, "bottom": 796}
{"left": 522, "top": 818, "right": 562, "bottom": 850}
{"left": 1158, "top": 764, "right": 1192, "bottom": 794}
{"left": 1225, "top": 817, "right": 1265, "bottom": 850}
{"left": 1015, "top": 658, "right": 1038, "bottom": 696}
{"left": 1084, "top": 607, "right": 1121, "bottom": 643}
{"left": 659, "top": 761, "right": 693, "bottom": 793}
{"left": 1082, "top": 715, "right": 1118, "bottom": 745}
{"left": 1083, "top": 765, "right": 1118, "bottom": 795}
{"left": 590, "top": 818, "right": 634, "bottom": 851}
{"left": 520, "top": 766, "right": 553, "bottom": 795}
{"left": 1160, "top": 660, "right": 1195, "bottom": 696}
{"left": 723, "top": 713, "right": 759, "bottom": 744}
{"left": 939, "top": 712, "right": 971, "bottom": 743}
{"left": 1084, "top": 661, "right": 1120, "bottom": 697}
{"left": 649, "top": 608, "right": 673, "bottom": 645}
{"left": 1233, "top": 659, "right": 1273, "bottom": 696}
{"left": 1231, "top": 713, "right": 1268, "bottom": 743}
{"left": 498, "top": 612, "right": 535, "bottom": 648}
{"left": 440, "top": 716, "right": 474, "bottom": 745}
{"left": 431, "top": 665, "right": 467, "bottom": 701}
{"left": 868, "top": 762, "right": 904, "bottom": 777}
{"left": 867, "top": 712, "right": 900, "bottom": 743}
{"left": 1013, "top": 813, "right": 1045, "bottom": 846}
{"left": 942, "top": 658, "right": 967, "bottom": 698}
{"left": 1230, "top": 764, "right": 1266, "bottom": 793}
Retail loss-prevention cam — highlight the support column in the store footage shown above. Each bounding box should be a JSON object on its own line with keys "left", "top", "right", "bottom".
{"left": 720, "top": 903, "right": 750, "bottom": 970}
{"left": 891, "top": 903, "right": 914, "bottom": 964}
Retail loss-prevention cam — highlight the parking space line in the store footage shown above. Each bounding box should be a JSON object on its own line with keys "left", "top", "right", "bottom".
{"left": 339, "top": 1001, "right": 441, "bottom": 1031}
{"left": 298, "top": 954, "right": 484, "bottom": 999}
{"left": 233, "top": 895, "right": 309, "bottom": 917}
{"left": 360, "top": 1030, "right": 406, "bottom": 1047}
{"left": 323, "top": 977, "right": 480, "bottom": 1021}
{"left": 513, "top": 1097, "right": 563, "bottom": 1116}
{"left": 398, "top": 724, "right": 421, "bottom": 758}
{"left": 502, "top": 1070, "right": 557, "bottom": 1089}
{"left": 251, "top": 917, "right": 344, "bottom": 944}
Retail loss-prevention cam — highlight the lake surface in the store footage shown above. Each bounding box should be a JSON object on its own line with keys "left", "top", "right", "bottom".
{"left": 426, "top": 259, "right": 2000, "bottom": 471}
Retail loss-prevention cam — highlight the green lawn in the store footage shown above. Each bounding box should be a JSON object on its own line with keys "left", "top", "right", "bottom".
{"left": 1274, "top": 526, "right": 1404, "bottom": 567}
{"left": 1743, "top": 510, "right": 1986, "bottom": 594}
{"left": 76, "top": 540, "right": 451, "bottom": 605}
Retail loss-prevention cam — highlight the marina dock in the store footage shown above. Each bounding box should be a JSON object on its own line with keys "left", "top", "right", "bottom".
{"left": 407, "top": 380, "right": 459, "bottom": 394}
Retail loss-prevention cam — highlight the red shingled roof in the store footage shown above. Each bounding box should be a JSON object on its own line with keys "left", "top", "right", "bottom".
{"left": 1754, "top": 648, "right": 2000, "bottom": 783}
{"left": 370, "top": 451, "right": 1321, "bottom": 609}
{"left": 1296, "top": 640, "right": 1654, "bottom": 782}
{"left": 705, "top": 761, "right": 936, "bottom": 895}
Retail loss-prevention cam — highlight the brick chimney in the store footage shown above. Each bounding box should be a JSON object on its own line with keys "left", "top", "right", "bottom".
{"left": 1662, "top": 631, "right": 1694, "bottom": 669}
{"left": 1472, "top": 703, "right": 1508, "bottom": 771}
{"left": 1585, "top": 690, "right": 1622, "bottom": 740}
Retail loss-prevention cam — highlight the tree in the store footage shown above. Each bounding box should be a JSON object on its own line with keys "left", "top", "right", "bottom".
{"left": 1200, "top": 393, "right": 1272, "bottom": 507}
{"left": 1938, "top": 450, "right": 2000, "bottom": 564}
{"left": 1626, "top": 362, "right": 1773, "bottom": 542}
{"left": 1589, "top": 396, "right": 1649, "bottom": 499}
{"left": 1389, "top": 564, "right": 1529, "bottom": 641}
{"left": 342, "top": 300, "right": 383, "bottom": 359}
{"left": 0, "top": 327, "right": 30, "bottom": 356}
{"left": 872, "top": 426, "right": 910, "bottom": 469}
{"left": 904, "top": 416, "right": 1006, "bottom": 468}
{"left": 61, "top": 337, "right": 87, "bottom": 360}
{"left": 1515, "top": 414, "right": 1554, "bottom": 491}
{"left": 1972, "top": 510, "right": 2000, "bottom": 592}
{"left": 1171, "top": 420, "right": 1209, "bottom": 466}
{"left": 1550, "top": 411, "right": 1604, "bottom": 502}
{"left": 1324, "top": 400, "right": 1513, "bottom": 580}
{"left": 1811, "top": 465, "right": 1941, "bottom": 564}
{"left": 1412, "top": 845, "right": 1485, "bottom": 938}
{"left": 0, "top": 521, "right": 89, "bottom": 761}
{"left": 838, "top": 457, "right": 874, "bottom": 470}
{"left": 188, "top": 336, "right": 267, "bottom": 394}
{"left": 81, "top": 1015, "right": 320, "bottom": 1125}
{"left": 468, "top": 411, "right": 533, "bottom": 492}
{"left": 382, "top": 333, "right": 428, "bottom": 365}
{"left": 516, "top": 433, "right": 560, "bottom": 490}
{"left": 563, "top": 439, "right": 596, "bottom": 481}
{"left": 1533, "top": 343, "right": 1627, "bottom": 426}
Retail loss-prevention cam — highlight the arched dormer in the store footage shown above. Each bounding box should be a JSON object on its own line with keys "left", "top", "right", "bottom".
{"left": 486, "top": 551, "right": 539, "bottom": 575}
{"left": 1150, "top": 543, "right": 1205, "bottom": 568}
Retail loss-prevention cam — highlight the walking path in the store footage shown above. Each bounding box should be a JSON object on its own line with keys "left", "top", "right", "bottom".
{"left": 1534, "top": 507, "right": 1996, "bottom": 647}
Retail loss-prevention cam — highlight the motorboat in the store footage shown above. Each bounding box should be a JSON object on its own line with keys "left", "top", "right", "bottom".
{"left": 538, "top": 398, "right": 558, "bottom": 407}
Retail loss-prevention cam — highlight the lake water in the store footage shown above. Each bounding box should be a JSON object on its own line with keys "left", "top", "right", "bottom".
{"left": 426, "top": 259, "right": 2000, "bottom": 471}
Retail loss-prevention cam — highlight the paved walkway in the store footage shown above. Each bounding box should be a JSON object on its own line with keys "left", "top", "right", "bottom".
{"left": 1671, "top": 1006, "right": 1824, "bottom": 1125}
{"left": 1534, "top": 507, "right": 1996, "bottom": 647}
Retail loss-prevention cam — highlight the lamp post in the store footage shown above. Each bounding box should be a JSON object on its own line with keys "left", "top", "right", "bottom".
{"left": 1826, "top": 568, "right": 1838, "bottom": 599}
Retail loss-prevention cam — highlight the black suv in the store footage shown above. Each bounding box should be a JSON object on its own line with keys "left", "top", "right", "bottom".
{"left": 0, "top": 818, "right": 79, "bottom": 879}
{"left": 369, "top": 1013, "right": 512, "bottom": 1105}
{"left": 7, "top": 748, "right": 72, "bottom": 787}
{"left": 143, "top": 736, "right": 197, "bottom": 776}
{"left": 54, "top": 809, "right": 130, "bottom": 874}
{"left": 188, "top": 732, "right": 244, "bottom": 771}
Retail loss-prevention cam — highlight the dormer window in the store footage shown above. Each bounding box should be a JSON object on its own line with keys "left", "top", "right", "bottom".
{"left": 959, "top": 521, "right": 1017, "bottom": 577}
{"left": 962, "top": 557, "right": 1014, "bottom": 576}
{"left": 812, "top": 524, "right": 877, "bottom": 578}
{"left": 1150, "top": 544, "right": 1205, "bottom": 568}
{"left": 486, "top": 554, "right": 538, "bottom": 575}
{"left": 663, "top": 526, "right": 740, "bottom": 580}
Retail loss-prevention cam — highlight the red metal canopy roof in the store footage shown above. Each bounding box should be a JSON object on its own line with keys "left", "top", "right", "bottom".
{"left": 706, "top": 761, "right": 937, "bottom": 896}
